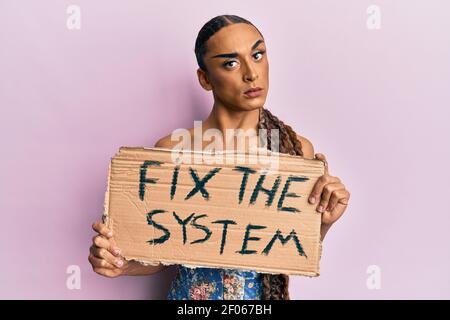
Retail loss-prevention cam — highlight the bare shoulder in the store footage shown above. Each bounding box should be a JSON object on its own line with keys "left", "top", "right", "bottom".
{"left": 296, "top": 135, "right": 315, "bottom": 159}
{"left": 154, "top": 127, "right": 195, "bottom": 149}
{"left": 154, "top": 133, "right": 177, "bottom": 149}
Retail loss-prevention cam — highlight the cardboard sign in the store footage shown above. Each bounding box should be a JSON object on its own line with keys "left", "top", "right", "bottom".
{"left": 103, "top": 147, "right": 325, "bottom": 276}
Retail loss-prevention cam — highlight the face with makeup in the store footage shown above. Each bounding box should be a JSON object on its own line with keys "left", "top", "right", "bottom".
{"left": 197, "top": 23, "right": 269, "bottom": 112}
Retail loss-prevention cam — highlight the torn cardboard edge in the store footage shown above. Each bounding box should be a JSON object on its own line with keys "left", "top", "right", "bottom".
{"left": 118, "top": 242, "right": 323, "bottom": 276}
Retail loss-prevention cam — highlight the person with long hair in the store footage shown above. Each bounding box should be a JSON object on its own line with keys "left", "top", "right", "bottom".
{"left": 88, "top": 14, "right": 350, "bottom": 300}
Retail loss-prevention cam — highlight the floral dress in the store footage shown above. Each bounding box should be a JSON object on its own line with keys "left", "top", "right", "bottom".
{"left": 167, "top": 265, "right": 264, "bottom": 300}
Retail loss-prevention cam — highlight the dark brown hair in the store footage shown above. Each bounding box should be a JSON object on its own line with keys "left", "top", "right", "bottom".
{"left": 195, "top": 14, "right": 303, "bottom": 300}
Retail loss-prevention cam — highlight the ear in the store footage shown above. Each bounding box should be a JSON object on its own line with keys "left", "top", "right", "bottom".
{"left": 197, "top": 68, "right": 213, "bottom": 91}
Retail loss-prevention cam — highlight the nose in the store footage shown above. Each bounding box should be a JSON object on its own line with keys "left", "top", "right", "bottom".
{"left": 243, "top": 61, "right": 258, "bottom": 82}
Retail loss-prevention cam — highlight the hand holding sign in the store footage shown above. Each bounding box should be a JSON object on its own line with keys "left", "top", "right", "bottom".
{"left": 308, "top": 153, "right": 351, "bottom": 241}
{"left": 89, "top": 221, "right": 127, "bottom": 278}
{"left": 89, "top": 221, "right": 168, "bottom": 277}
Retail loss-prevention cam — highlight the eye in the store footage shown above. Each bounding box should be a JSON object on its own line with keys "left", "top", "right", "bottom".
{"left": 253, "top": 50, "right": 266, "bottom": 61}
{"left": 223, "top": 60, "right": 238, "bottom": 68}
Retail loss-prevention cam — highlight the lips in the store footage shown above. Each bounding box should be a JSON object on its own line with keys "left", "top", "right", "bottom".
{"left": 244, "top": 87, "right": 263, "bottom": 98}
{"left": 244, "top": 87, "right": 262, "bottom": 94}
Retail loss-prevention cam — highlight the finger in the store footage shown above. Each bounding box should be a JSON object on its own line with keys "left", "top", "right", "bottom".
{"left": 321, "top": 210, "right": 334, "bottom": 226}
{"left": 315, "top": 153, "right": 329, "bottom": 175}
{"left": 322, "top": 192, "right": 350, "bottom": 225}
{"left": 309, "top": 175, "right": 340, "bottom": 205}
{"left": 326, "top": 191, "right": 340, "bottom": 212}
{"left": 90, "top": 246, "right": 124, "bottom": 268}
{"left": 92, "top": 221, "right": 113, "bottom": 238}
{"left": 93, "top": 267, "right": 122, "bottom": 278}
{"left": 327, "top": 189, "right": 350, "bottom": 212}
{"left": 92, "top": 235, "right": 122, "bottom": 257}
{"left": 321, "top": 202, "right": 344, "bottom": 225}
{"left": 88, "top": 254, "right": 115, "bottom": 269}
{"left": 317, "top": 183, "right": 342, "bottom": 213}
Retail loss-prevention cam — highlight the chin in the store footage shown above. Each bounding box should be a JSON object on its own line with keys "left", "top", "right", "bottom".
{"left": 243, "top": 98, "right": 266, "bottom": 111}
{"left": 234, "top": 104, "right": 263, "bottom": 112}
{"left": 225, "top": 97, "right": 266, "bottom": 112}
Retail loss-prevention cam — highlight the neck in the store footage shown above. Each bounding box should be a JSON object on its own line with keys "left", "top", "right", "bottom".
{"left": 203, "top": 102, "right": 262, "bottom": 134}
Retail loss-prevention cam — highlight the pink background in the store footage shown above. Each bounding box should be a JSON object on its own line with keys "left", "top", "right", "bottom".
{"left": 1, "top": 0, "right": 449, "bottom": 299}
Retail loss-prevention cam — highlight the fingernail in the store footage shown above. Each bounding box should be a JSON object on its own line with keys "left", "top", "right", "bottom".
{"left": 107, "top": 231, "right": 113, "bottom": 237}
{"left": 318, "top": 205, "right": 324, "bottom": 213}
{"left": 113, "top": 248, "right": 121, "bottom": 255}
{"left": 115, "top": 260, "right": 123, "bottom": 267}
{"left": 309, "top": 196, "right": 316, "bottom": 204}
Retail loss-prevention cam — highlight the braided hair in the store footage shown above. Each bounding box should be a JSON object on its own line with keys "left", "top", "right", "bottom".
{"left": 258, "top": 107, "right": 303, "bottom": 300}
{"left": 195, "top": 14, "right": 303, "bottom": 300}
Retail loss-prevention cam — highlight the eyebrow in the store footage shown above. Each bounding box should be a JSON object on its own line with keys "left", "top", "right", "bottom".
{"left": 210, "top": 39, "right": 265, "bottom": 59}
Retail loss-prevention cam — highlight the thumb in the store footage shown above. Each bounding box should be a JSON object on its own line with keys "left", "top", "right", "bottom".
{"left": 315, "top": 153, "right": 329, "bottom": 175}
